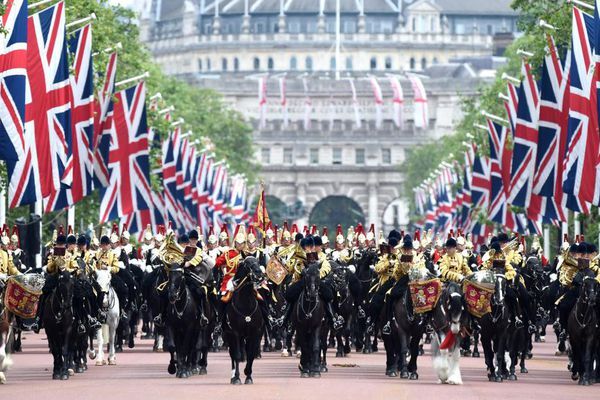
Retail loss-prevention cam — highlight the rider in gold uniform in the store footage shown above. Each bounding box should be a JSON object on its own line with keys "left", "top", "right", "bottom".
{"left": 439, "top": 237, "right": 471, "bottom": 283}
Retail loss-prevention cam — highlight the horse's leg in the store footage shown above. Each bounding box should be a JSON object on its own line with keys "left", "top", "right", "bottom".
{"left": 310, "top": 326, "right": 321, "bottom": 377}
{"left": 108, "top": 317, "right": 117, "bottom": 365}
{"left": 228, "top": 335, "right": 242, "bottom": 384}
{"left": 472, "top": 329, "right": 481, "bottom": 357}
{"left": 320, "top": 325, "right": 329, "bottom": 372}
{"left": 408, "top": 329, "right": 421, "bottom": 380}
{"left": 96, "top": 325, "right": 106, "bottom": 365}
{"left": 480, "top": 331, "right": 497, "bottom": 381}
{"left": 335, "top": 327, "right": 343, "bottom": 358}
{"left": 243, "top": 335, "right": 258, "bottom": 384}
{"left": 60, "top": 328, "right": 71, "bottom": 380}
{"left": 495, "top": 331, "right": 507, "bottom": 382}
{"left": 507, "top": 332, "right": 518, "bottom": 380}
{"left": 581, "top": 335, "right": 594, "bottom": 385}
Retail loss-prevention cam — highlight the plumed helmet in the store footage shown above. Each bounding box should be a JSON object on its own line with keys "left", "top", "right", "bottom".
{"left": 10, "top": 226, "right": 19, "bottom": 247}
{"left": 321, "top": 227, "right": 329, "bottom": 245}
{"left": 219, "top": 224, "right": 230, "bottom": 241}
{"left": 208, "top": 225, "right": 218, "bottom": 244}
{"left": 247, "top": 225, "right": 257, "bottom": 244}
{"left": 366, "top": 224, "right": 375, "bottom": 241}
{"left": 356, "top": 223, "right": 367, "bottom": 243}
{"left": 281, "top": 221, "right": 291, "bottom": 240}
{"left": 144, "top": 224, "right": 153, "bottom": 242}
{"left": 234, "top": 224, "right": 247, "bottom": 244}
{"left": 265, "top": 222, "right": 275, "bottom": 238}
{"left": 335, "top": 224, "right": 344, "bottom": 244}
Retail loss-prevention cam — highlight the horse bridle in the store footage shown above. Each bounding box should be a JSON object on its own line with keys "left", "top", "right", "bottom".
{"left": 169, "top": 268, "right": 188, "bottom": 319}
{"left": 51, "top": 277, "right": 72, "bottom": 322}
{"left": 574, "top": 278, "right": 597, "bottom": 328}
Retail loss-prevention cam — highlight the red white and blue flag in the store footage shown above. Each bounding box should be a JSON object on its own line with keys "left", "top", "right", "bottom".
{"left": 93, "top": 52, "right": 117, "bottom": 188}
{"left": 487, "top": 119, "right": 513, "bottom": 226}
{"left": 99, "top": 81, "right": 150, "bottom": 223}
{"left": 162, "top": 128, "right": 182, "bottom": 228}
{"left": 45, "top": 24, "right": 94, "bottom": 211}
{"left": 563, "top": 7, "right": 599, "bottom": 207}
{"left": 27, "top": 1, "right": 72, "bottom": 199}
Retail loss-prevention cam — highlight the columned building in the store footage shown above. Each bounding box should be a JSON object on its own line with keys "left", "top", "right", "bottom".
{"left": 141, "top": 0, "right": 517, "bottom": 232}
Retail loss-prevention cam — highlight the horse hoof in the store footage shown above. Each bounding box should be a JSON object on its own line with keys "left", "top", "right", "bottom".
{"left": 320, "top": 365, "right": 328, "bottom": 373}
{"left": 95, "top": 361, "right": 104, "bottom": 366}
{"left": 75, "top": 367, "right": 85, "bottom": 374}
{"left": 68, "top": 368, "right": 74, "bottom": 376}
{"left": 168, "top": 363, "right": 177, "bottom": 375}
{"left": 418, "top": 349, "right": 424, "bottom": 356}
{"left": 409, "top": 372, "right": 419, "bottom": 380}
{"left": 301, "top": 372, "right": 310, "bottom": 378}
{"left": 494, "top": 376, "right": 503, "bottom": 383}
{"left": 336, "top": 352, "right": 343, "bottom": 358}
{"left": 571, "top": 373, "right": 579, "bottom": 381}
{"left": 191, "top": 368, "right": 200, "bottom": 375}
{"left": 362, "top": 348, "right": 371, "bottom": 354}
{"left": 520, "top": 367, "right": 528, "bottom": 374}
{"left": 540, "top": 336, "right": 545, "bottom": 342}
{"left": 52, "top": 373, "right": 61, "bottom": 380}
{"left": 555, "top": 351, "right": 565, "bottom": 357}
{"left": 472, "top": 352, "right": 480, "bottom": 358}
{"left": 386, "top": 370, "right": 398, "bottom": 377}
{"left": 108, "top": 359, "right": 117, "bottom": 366}
{"left": 128, "top": 341, "right": 135, "bottom": 349}
{"left": 508, "top": 374, "right": 517, "bottom": 381}
{"left": 244, "top": 377, "right": 253, "bottom": 385}
{"left": 230, "top": 377, "right": 242, "bottom": 385}
{"left": 60, "top": 373, "right": 69, "bottom": 381}
{"left": 400, "top": 371, "right": 409, "bottom": 379}
{"left": 199, "top": 367, "right": 207, "bottom": 375}
{"left": 0, "top": 372, "right": 6, "bottom": 384}
{"left": 526, "top": 352, "right": 532, "bottom": 360}
{"left": 88, "top": 350, "right": 97, "bottom": 360}
{"left": 310, "top": 371, "right": 321, "bottom": 378}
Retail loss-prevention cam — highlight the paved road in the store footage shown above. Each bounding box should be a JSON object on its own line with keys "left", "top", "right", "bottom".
{"left": 1, "top": 330, "right": 597, "bottom": 399}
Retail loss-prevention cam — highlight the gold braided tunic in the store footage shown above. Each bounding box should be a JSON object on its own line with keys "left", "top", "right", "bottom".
{"left": 439, "top": 253, "right": 470, "bottom": 283}
{"left": 374, "top": 253, "right": 396, "bottom": 287}
{"left": 46, "top": 252, "right": 79, "bottom": 275}
{"left": 0, "top": 248, "right": 19, "bottom": 276}
{"left": 93, "top": 249, "right": 120, "bottom": 274}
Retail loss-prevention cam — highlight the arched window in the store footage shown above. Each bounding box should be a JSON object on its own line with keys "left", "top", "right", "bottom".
{"left": 370, "top": 57, "right": 377, "bottom": 70}
{"left": 345, "top": 56, "right": 353, "bottom": 71}
{"left": 421, "top": 57, "right": 427, "bottom": 70}
{"left": 305, "top": 56, "right": 313, "bottom": 71}
{"left": 290, "top": 56, "right": 297, "bottom": 70}
{"left": 206, "top": 58, "right": 211, "bottom": 71}
{"left": 198, "top": 59, "right": 203, "bottom": 71}
{"left": 412, "top": 17, "right": 416, "bottom": 32}
{"left": 385, "top": 57, "right": 392, "bottom": 70}
{"left": 409, "top": 57, "right": 415, "bottom": 70}
{"left": 234, "top": 57, "right": 239, "bottom": 71}
{"left": 221, "top": 57, "right": 228, "bottom": 71}
{"left": 253, "top": 57, "right": 260, "bottom": 71}
{"left": 330, "top": 57, "right": 336, "bottom": 70}
{"left": 268, "top": 57, "right": 274, "bottom": 71}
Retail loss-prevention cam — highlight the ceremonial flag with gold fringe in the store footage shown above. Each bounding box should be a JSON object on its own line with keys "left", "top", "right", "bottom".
{"left": 251, "top": 186, "right": 270, "bottom": 234}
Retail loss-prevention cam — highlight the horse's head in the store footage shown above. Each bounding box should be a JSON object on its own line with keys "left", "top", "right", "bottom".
{"left": 581, "top": 277, "right": 598, "bottom": 306}
{"left": 237, "top": 256, "right": 265, "bottom": 289}
{"left": 302, "top": 263, "right": 321, "bottom": 299}
{"left": 493, "top": 274, "right": 507, "bottom": 306}
{"left": 94, "top": 269, "right": 112, "bottom": 293}
{"left": 56, "top": 270, "right": 74, "bottom": 308}
{"left": 331, "top": 263, "right": 349, "bottom": 293}
{"left": 167, "top": 267, "right": 185, "bottom": 305}
{"left": 443, "top": 282, "right": 464, "bottom": 334}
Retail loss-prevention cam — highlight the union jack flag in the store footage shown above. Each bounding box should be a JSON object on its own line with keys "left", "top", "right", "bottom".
{"left": 210, "top": 164, "right": 229, "bottom": 228}
{"left": 99, "top": 81, "right": 150, "bottom": 223}
{"left": 0, "top": 0, "right": 26, "bottom": 164}
{"left": 229, "top": 175, "right": 248, "bottom": 224}
{"left": 196, "top": 155, "right": 214, "bottom": 233}
{"left": 93, "top": 52, "right": 117, "bottom": 188}
{"left": 533, "top": 35, "right": 570, "bottom": 222}
{"left": 45, "top": 24, "right": 94, "bottom": 211}
{"left": 563, "top": 7, "right": 599, "bottom": 207}
{"left": 162, "top": 128, "right": 182, "bottom": 228}
{"left": 1, "top": 0, "right": 41, "bottom": 208}
{"left": 121, "top": 190, "right": 165, "bottom": 241}
{"left": 460, "top": 144, "right": 475, "bottom": 230}
{"left": 503, "top": 82, "right": 519, "bottom": 136}
{"left": 27, "top": 1, "right": 72, "bottom": 198}
{"left": 470, "top": 154, "right": 490, "bottom": 213}
{"left": 487, "top": 119, "right": 512, "bottom": 225}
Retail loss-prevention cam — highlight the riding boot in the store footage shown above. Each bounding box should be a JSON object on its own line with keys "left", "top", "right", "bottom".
{"left": 31, "top": 294, "right": 46, "bottom": 333}
{"left": 382, "top": 296, "right": 394, "bottom": 335}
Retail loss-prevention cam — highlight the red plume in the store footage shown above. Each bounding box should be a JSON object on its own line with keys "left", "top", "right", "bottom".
{"left": 414, "top": 230, "right": 420, "bottom": 242}
{"left": 336, "top": 224, "right": 342, "bottom": 236}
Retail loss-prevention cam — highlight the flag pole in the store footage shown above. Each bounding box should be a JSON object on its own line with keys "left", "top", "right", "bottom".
{"left": 261, "top": 181, "right": 266, "bottom": 248}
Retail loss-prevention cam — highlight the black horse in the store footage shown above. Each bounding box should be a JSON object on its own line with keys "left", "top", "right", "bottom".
{"left": 478, "top": 274, "right": 511, "bottom": 382}
{"left": 43, "top": 270, "right": 75, "bottom": 380}
{"left": 331, "top": 264, "right": 354, "bottom": 358}
{"left": 223, "top": 256, "right": 265, "bottom": 385}
{"left": 165, "top": 265, "right": 200, "bottom": 378}
{"left": 292, "top": 263, "right": 326, "bottom": 378}
{"left": 567, "top": 276, "right": 598, "bottom": 385}
{"left": 353, "top": 249, "right": 377, "bottom": 353}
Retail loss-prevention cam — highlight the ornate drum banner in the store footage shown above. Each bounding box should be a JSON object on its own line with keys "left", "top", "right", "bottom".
{"left": 266, "top": 256, "right": 287, "bottom": 285}
{"left": 409, "top": 278, "right": 442, "bottom": 314}
{"left": 462, "top": 279, "right": 494, "bottom": 318}
{"left": 3, "top": 274, "right": 45, "bottom": 318}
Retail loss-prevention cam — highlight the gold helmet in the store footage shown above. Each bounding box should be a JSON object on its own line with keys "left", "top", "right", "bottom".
{"left": 413, "top": 230, "right": 421, "bottom": 250}
{"left": 1, "top": 225, "right": 9, "bottom": 246}
{"left": 234, "top": 224, "right": 246, "bottom": 245}
{"left": 335, "top": 224, "right": 344, "bottom": 245}
{"left": 10, "top": 226, "right": 20, "bottom": 247}
{"left": 377, "top": 230, "right": 386, "bottom": 246}
{"left": 281, "top": 221, "right": 291, "bottom": 241}
{"left": 561, "top": 234, "right": 570, "bottom": 251}
{"left": 121, "top": 223, "right": 130, "bottom": 241}
{"left": 321, "top": 227, "right": 330, "bottom": 245}
{"left": 110, "top": 223, "right": 119, "bottom": 244}
{"left": 356, "top": 223, "right": 367, "bottom": 244}
{"left": 346, "top": 227, "right": 355, "bottom": 246}
{"left": 265, "top": 222, "right": 275, "bottom": 239}
{"left": 155, "top": 225, "right": 165, "bottom": 243}
{"left": 208, "top": 225, "right": 218, "bottom": 245}
{"left": 143, "top": 224, "right": 153, "bottom": 242}
{"left": 531, "top": 235, "right": 542, "bottom": 251}
{"left": 247, "top": 225, "right": 257, "bottom": 245}
{"left": 219, "top": 223, "right": 230, "bottom": 243}
{"left": 366, "top": 224, "right": 375, "bottom": 242}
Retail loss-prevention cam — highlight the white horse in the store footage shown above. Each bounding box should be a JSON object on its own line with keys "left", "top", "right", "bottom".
{"left": 90, "top": 269, "right": 120, "bottom": 366}
{"left": 0, "top": 317, "right": 13, "bottom": 384}
{"left": 431, "top": 329, "right": 462, "bottom": 385}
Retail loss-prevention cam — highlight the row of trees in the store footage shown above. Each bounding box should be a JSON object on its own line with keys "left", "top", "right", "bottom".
{"left": 401, "top": 0, "right": 600, "bottom": 253}
{"left": 0, "top": 0, "right": 258, "bottom": 237}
